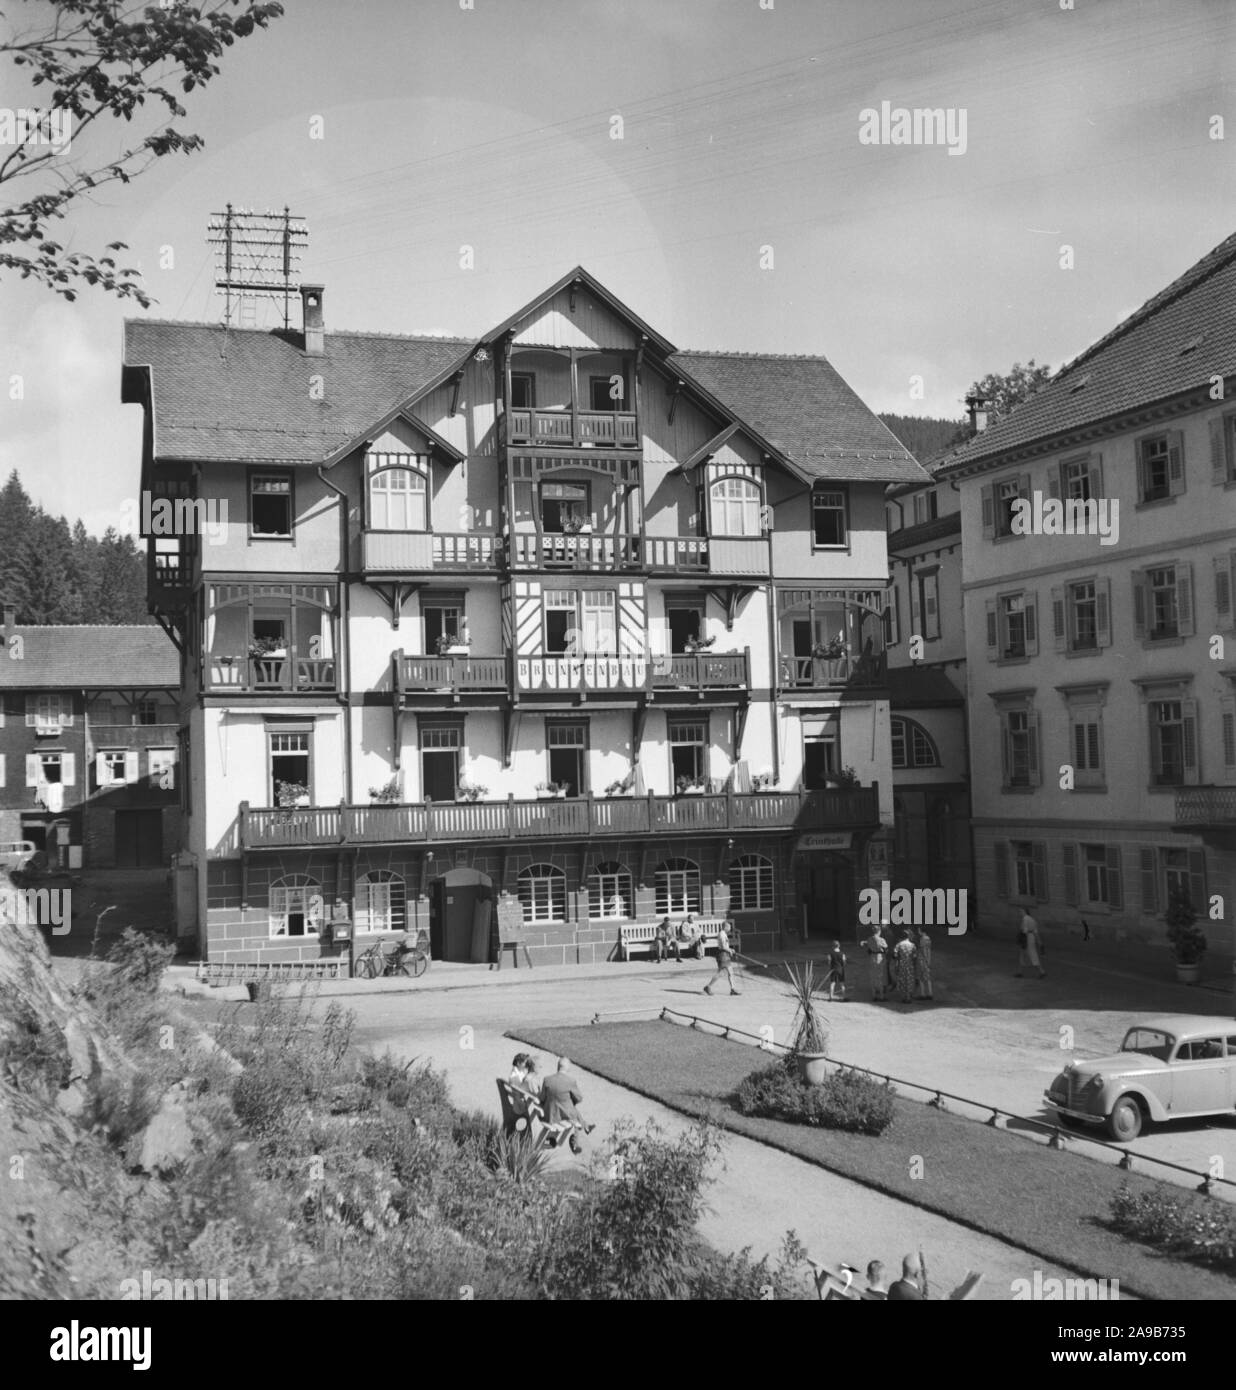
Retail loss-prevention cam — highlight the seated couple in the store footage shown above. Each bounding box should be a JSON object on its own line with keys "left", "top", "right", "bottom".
{"left": 509, "top": 1053, "right": 595, "bottom": 1153}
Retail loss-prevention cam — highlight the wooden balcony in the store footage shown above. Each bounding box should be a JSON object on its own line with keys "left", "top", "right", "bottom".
{"left": 1174, "top": 788, "right": 1236, "bottom": 830}
{"left": 508, "top": 532, "right": 641, "bottom": 571}
{"left": 238, "top": 786, "right": 881, "bottom": 850}
{"left": 777, "top": 650, "right": 888, "bottom": 691}
{"left": 506, "top": 408, "right": 639, "bottom": 449}
{"left": 652, "top": 650, "right": 750, "bottom": 692}
{"left": 515, "top": 654, "right": 652, "bottom": 695}
{"left": 644, "top": 535, "right": 768, "bottom": 577}
{"left": 396, "top": 653, "right": 508, "bottom": 694}
{"left": 362, "top": 531, "right": 500, "bottom": 573}
{"left": 207, "top": 654, "right": 337, "bottom": 694}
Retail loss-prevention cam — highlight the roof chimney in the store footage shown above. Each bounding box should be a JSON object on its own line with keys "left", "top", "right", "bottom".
{"left": 965, "top": 394, "right": 988, "bottom": 436}
{"left": 300, "top": 284, "right": 325, "bottom": 356}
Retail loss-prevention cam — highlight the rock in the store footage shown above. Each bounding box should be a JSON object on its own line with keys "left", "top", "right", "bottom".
{"left": 133, "top": 1091, "right": 195, "bottom": 1176}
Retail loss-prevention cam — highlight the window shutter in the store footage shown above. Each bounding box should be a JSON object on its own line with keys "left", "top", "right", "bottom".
{"left": 889, "top": 586, "right": 900, "bottom": 646}
{"left": 1215, "top": 553, "right": 1233, "bottom": 629}
{"left": 1221, "top": 696, "right": 1236, "bottom": 780}
{"left": 1089, "top": 453, "right": 1103, "bottom": 498}
{"left": 1023, "top": 592, "right": 1038, "bottom": 655}
{"left": 1062, "top": 843, "right": 1079, "bottom": 906}
{"left": 1047, "top": 466, "right": 1061, "bottom": 501}
{"left": 1138, "top": 846, "right": 1158, "bottom": 916}
{"left": 1187, "top": 849, "right": 1207, "bottom": 916}
{"left": 25, "top": 754, "right": 41, "bottom": 787}
{"left": 981, "top": 485, "right": 994, "bottom": 538}
{"left": 1175, "top": 562, "right": 1194, "bottom": 636}
{"left": 1211, "top": 417, "right": 1228, "bottom": 485}
{"left": 96, "top": 753, "right": 110, "bottom": 786}
{"left": 1105, "top": 845, "right": 1122, "bottom": 911}
{"left": 994, "top": 840, "right": 1009, "bottom": 898}
{"left": 0, "top": 754, "right": 5, "bottom": 788}
{"left": 1131, "top": 571, "right": 1147, "bottom": 638}
{"left": 1051, "top": 587, "right": 1066, "bottom": 651}
{"left": 985, "top": 599, "right": 998, "bottom": 658}
{"left": 1096, "top": 578, "right": 1111, "bottom": 647}
{"left": 124, "top": 750, "right": 140, "bottom": 783}
{"left": 1027, "top": 710, "right": 1041, "bottom": 786}
{"left": 1032, "top": 842, "right": 1048, "bottom": 901}
{"left": 61, "top": 753, "right": 75, "bottom": 787}
{"left": 1167, "top": 431, "right": 1185, "bottom": 495}
{"left": 1181, "top": 699, "right": 1199, "bottom": 785}
{"left": 25, "top": 700, "right": 35, "bottom": 728}
{"left": 909, "top": 574, "right": 922, "bottom": 633}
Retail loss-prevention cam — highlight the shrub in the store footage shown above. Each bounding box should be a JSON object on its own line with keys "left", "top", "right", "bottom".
{"left": 0, "top": 988, "right": 70, "bottom": 1096}
{"left": 734, "top": 1058, "right": 895, "bottom": 1136}
{"left": 1110, "top": 1183, "right": 1236, "bottom": 1272}
{"left": 452, "top": 1107, "right": 501, "bottom": 1158}
{"left": 88, "top": 1073, "right": 161, "bottom": 1146}
{"left": 690, "top": 1231, "right": 814, "bottom": 1300}
{"left": 489, "top": 1131, "right": 552, "bottom": 1184}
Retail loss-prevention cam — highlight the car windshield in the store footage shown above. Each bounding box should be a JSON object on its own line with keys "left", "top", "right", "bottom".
{"left": 1120, "top": 1028, "right": 1173, "bottom": 1061}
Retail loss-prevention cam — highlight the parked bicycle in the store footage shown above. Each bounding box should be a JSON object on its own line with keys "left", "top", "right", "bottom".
{"left": 353, "top": 933, "right": 430, "bottom": 980}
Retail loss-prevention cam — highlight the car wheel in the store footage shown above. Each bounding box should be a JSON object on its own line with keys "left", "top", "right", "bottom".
{"left": 1106, "top": 1096, "right": 1143, "bottom": 1142}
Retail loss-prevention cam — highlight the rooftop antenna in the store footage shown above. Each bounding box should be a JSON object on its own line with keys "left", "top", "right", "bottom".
{"left": 207, "top": 205, "right": 308, "bottom": 329}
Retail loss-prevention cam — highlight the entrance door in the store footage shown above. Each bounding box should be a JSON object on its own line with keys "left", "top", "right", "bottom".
{"left": 804, "top": 854, "right": 854, "bottom": 939}
{"left": 431, "top": 868, "right": 494, "bottom": 962}
{"left": 115, "top": 809, "right": 162, "bottom": 867}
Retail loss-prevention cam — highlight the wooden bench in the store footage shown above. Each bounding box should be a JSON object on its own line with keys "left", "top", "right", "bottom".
{"left": 618, "top": 917, "right": 738, "bottom": 962}
{"left": 496, "top": 1079, "right": 572, "bottom": 1146}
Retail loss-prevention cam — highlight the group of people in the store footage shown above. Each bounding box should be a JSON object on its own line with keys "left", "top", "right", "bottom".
{"left": 508, "top": 1053, "right": 595, "bottom": 1154}
{"left": 858, "top": 923, "right": 933, "bottom": 1004}
{"left": 853, "top": 1254, "right": 927, "bottom": 1301}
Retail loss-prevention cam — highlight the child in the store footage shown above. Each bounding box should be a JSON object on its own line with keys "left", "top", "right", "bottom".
{"left": 826, "top": 940, "right": 847, "bottom": 1001}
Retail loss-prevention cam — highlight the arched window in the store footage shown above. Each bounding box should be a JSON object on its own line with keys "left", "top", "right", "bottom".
{"left": 890, "top": 716, "right": 939, "bottom": 770}
{"left": 709, "top": 476, "right": 761, "bottom": 537}
{"left": 655, "top": 858, "right": 701, "bottom": 915}
{"left": 269, "top": 873, "right": 323, "bottom": 938}
{"left": 729, "top": 854, "right": 773, "bottom": 912}
{"left": 589, "top": 861, "right": 633, "bottom": 919}
{"left": 367, "top": 452, "right": 428, "bottom": 531}
{"left": 518, "top": 863, "right": 566, "bottom": 924}
{"left": 356, "top": 869, "right": 407, "bottom": 934}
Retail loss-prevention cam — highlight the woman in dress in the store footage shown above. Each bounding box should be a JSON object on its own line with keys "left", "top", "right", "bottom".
{"left": 892, "top": 928, "right": 917, "bottom": 1004}
{"left": 861, "top": 925, "right": 888, "bottom": 1001}
{"left": 913, "top": 925, "right": 933, "bottom": 1000}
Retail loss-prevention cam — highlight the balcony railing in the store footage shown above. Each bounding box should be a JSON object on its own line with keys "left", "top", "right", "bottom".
{"left": 362, "top": 531, "right": 500, "bottom": 573}
{"left": 239, "top": 786, "right": 880, "bottom": 850}
{"left": 397, "top": 654, "right": 508, "bottom": 693}
{"left": 1174, "top": 788, "right": 1236, "bottom": 828}
{"left": 515, "top": 654, "right": 652, "bottom": 694}
{"left": 508, "top": 532, "right": 641, "bottom": 571}
{"left": 644, "top": 535, "right": 768, "bottom": 576}
{"left": 778, "top": 650, "right": 887, "bottom": 690}
{"left": 644, "top": 536, "right": 709, "bottom": 571}
{"left": 652, "top": 651, "right": 750, "bottom": 691}
{"left": 507, "top": 408, "right": 639, "bottom": 449}
{"left": 207, "top": 654, "right": 337, "bottom": 693}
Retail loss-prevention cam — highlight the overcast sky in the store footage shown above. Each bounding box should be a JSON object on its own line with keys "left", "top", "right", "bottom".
{"left": 2, "top": 0, "right": 1233, "bottom": 534}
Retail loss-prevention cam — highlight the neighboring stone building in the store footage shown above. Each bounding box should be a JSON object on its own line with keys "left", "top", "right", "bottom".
{"left": 938, "top": 232, "right": 1236, "bottom": 952}
{"left": 0, "top": 611, "right": 180, "bottom": 868}
{"left": 122, "top": 266, "right": 927, "bottom": 968}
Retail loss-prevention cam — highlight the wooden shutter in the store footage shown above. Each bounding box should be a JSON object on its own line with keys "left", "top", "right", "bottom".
{"left": 1088, "top": 453, "right": 1103, "bottom": 498}
{"left": 95, "top": 753, "right": 111, "bottom": 786}
{"left": 1023, "top": 592, "right": 1038, "bottom": 656}
{"left": 985, "top": 599, "right": 998, "bottom": 658}
{"left": 909, "top": 571, "right": 922, "bottom": 634}
{"left": 1062, "top": 843, "right": 1079, "bottom": 905}
{"left": 124, "top": 750, "right": 141, "bottom": 783}
{"left": 60, "top": 753, "right": 75, "bottom": 787}
{"left": 1175, "top": 562, "right": 1194, "bottom": 636}
{"left": 981, "top": 484, "right": 994, "bottom": 537}
{"left": 1211, "top": 416, "right": 1228, "bottom": 485}
{"left": 1167, "top": 431, "right": 1185, "bottom": 495}
{"left": 25, "top": 754, "right": 41, "bottom": 787}
{"left": 1187, "top": 849, "right": 1207, "bottom": 916}
{"left": 1096, "top": 578, "right": 1111, "bottom": 647}
{"left": 1105, "top": 845, "right": 1122, "bottom": 910}
{"left": 994, "top": 840, "right": 1009, "bottom": 898}
{"left": 1019, "top": 474, "right": 1031, "bottom": 508}
{"left": 1138, "top": 846, "right": 1158, "bottom": 916}
{"left": 1032, "top": 842, "right": 1048, "bottom": 902}
{"left": 1051, "top": 587, "right": 1066, "bottom": 651}
{"left": 1181, "top": 699, "right": 1199, "bottom": 785}
{"left": 1215, "top": 553, "right": 1233, "bottom": 629}
{"left": 1131, "top": 571, "right": 1147, "bottom": 638}
{"left": 1027, "top": 709, "right": 1041, "bottom": 786}
{"left": 1221, "top": 695, "right": 1236, "bottom": 780}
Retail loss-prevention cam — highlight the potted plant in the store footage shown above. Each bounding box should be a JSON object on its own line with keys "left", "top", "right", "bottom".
{"left": 250, "top": 635, "right": 287, "bottom": 660}
{"left": 604, "top": 772, "right": 634, "bottom": 797}
{"left": 435, "top": 628, "right": 470, "bottom": 656}
{"left": 828, "top": 765, "right": 861, "bottom": 791}
{"left": 784, "top": 959, "right": 831, "bottom": 1084}
{"left": 675, "top": 775, "right": 706, "bottom": 795}
{"left": 368, "top": 777, "right": 401, "bottom": 805}
{"left": 1165, "top": 887, "right": 1207, "bottom": 984}
{"left": 455, "top": 781, "right": 488, "bottom": 802}
{"left": 275, "top": 781, "right": 310, "bottom": 823}
{"left": 751, "top": 772, "right": 776, "bottom": 793}
{"left": 535, "top": 780, "right": 566, "bottom": 798}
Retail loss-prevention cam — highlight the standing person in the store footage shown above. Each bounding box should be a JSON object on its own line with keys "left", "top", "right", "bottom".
{"left": 703, "top": 923, "right": 741, "bottom": 996}
{"left": 540, "top": 1057, "right": 594, "bottom": 1154}
{"left": 1016, "top": 907, "right": 1046, "bottom": 979}
{"left": 861, "top": 923, "right": 889, "bottom": 1001}
{"left": 886, "top": 1253, "right": 925, "bottom": 1301}
{"left": 826, "top": 940, "right": 847, "bottom": 1001}
{"left": 891, "top": 928, "right": 917, "bottom": 1004}
{"left": 913, "top": 925, "right": 934, "bottom": 1001}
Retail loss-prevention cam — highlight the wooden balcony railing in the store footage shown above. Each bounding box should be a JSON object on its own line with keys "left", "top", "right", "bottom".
{"left": 643, "top": 535, "right": 768, "bottom": 576}
{"left": 508, "top": 532, "right": 641, "bottom": 571}
{"left": 515, "top": 654, "right": 652, "bottom": 694}
{"left": 206, "top": 654, "right": 337, "bottom": 693}
{"left": 362, "top": 531, "right": 500, "bottom": 573}
{"left": 1174, "top": 788, "right": 1236, "bottom": 828}
{"left": 397, "top": 654, "right": 508, "bottom": 693}
{"left": 238, "top": 787, "right": 880, "bottom": 850}
{"left": 644, "top": 536, "right": 710, "bottom": 571}
{"left": 652, "top": 651, "right": 750, "bottom": 691}
{"left": 507, "top": 407, "right": 639, "bottom": 449}
{"left": 778, "top": 651, "right": 887, "bottom": 690}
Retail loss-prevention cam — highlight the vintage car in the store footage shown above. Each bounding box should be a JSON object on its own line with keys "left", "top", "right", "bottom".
{"left": 1044, "top": 1014, "right": 1236, "bottom": 1141}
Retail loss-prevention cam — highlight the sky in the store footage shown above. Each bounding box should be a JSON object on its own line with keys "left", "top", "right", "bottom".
{"left": 1, "top": 0, "right": 1234, "bottom": 535}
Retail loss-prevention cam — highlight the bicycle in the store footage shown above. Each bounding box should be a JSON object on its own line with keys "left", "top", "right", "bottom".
{"left": 352, "top": 934, "right": 430, "bottom": 980}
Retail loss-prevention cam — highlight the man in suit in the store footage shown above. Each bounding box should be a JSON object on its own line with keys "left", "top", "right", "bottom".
{"left": 541, "top": 1057, "right": 594, "bottom": 1153}
{"left": 886, "top": 1253, "right": 925, "bottom": 1301}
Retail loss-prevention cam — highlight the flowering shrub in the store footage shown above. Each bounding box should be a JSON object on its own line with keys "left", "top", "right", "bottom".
{"left": 734, "top": 1058, "right": 895, "bottom": 1136}
{"left": 1109, "top": 1184, "right": 1236, "bottom": 1272}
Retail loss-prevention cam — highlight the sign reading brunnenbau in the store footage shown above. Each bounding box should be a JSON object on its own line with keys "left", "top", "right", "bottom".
{"left": 857, "top": 882, "right": 968, "bottom": 935}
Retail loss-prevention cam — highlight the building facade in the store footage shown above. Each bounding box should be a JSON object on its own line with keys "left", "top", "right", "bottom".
{"left": 940, "top": 233, "right": 1236, "bottom": 953}
{"left": 123, "top": 268, "right": 926, "bottom": 967}
{"left": 0, "top": 614, "right": 180, "bottom": 868}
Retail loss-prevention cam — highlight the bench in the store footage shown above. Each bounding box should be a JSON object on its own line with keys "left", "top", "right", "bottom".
{"left": 496, "top": 1079, "right": 572, "bottom": 1146}
{"left": 618, "top": 917, "right": 738, "bottom": 962}
{"left": 807, "top": 1257, "right": 983, "bottom": 1301}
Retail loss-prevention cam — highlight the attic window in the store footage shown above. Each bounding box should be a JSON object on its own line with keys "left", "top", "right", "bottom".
{"left": 1068, "top": 374, "right": 1090, "bottom": 394}
{"left": 1180, "top": 334, "right": 1205, "bottom": 356}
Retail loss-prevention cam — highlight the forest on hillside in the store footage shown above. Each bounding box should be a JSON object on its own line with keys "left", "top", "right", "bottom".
{"left": 0, "top": 470, "right": 149, "bottom": 625}
{"left": 878, "top": 413, "right": 968, "bottom": 463}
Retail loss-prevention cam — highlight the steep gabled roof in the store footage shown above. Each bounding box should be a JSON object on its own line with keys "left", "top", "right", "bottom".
{"left": 939, "top": 230, "right": 1236, "bottom": 475}
{"left": 0, "top": 626, "right": 179, "bottom": 689}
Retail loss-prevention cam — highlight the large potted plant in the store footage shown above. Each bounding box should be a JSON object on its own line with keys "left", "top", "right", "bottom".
{"left": 784, "top": 959, "right": 830, "bottom": 1084}
{"left": 1165, "top": 886, "right": 1207, "bottom": 984}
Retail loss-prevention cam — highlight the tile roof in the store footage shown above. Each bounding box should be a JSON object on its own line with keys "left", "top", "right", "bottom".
{"left": 887, "top": 511, "right": 962, "bottom": 553}
{"left": 886, "top": 665, "right": 965, "bottom": 708}
{"left": 940, "top": 230, "right": 1236, "bottom": 474}
{"left": 0, "top": 626, "right": 179, "bottom": 689}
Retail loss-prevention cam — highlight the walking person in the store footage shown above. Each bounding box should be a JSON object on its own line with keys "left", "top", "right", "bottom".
{"left": 826, "top": 940, "right": 847, "bottom": 1001}
{"left": 891, "top": 928, "right": 917, "bottom": 1004}
{"left": 1015, "top": 907, "right": 1046, "bottom": 979}
{"left": 913, "top": 925, "right": 933, "bottom": 1001}
{"left": 702, "top": 923, "right": 741, "bottom": 995}
{"left": 861, "top": 923, "right": 889, "bottom": 1001}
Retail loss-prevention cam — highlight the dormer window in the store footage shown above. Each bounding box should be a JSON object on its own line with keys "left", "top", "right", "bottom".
{"left": 367, "top": 452, "right": 428, "bottom": 531}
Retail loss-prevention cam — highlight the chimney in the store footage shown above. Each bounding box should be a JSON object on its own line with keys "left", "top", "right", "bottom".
{"left": 300, "top": 284, "right": 325, "bottom": 356}
{"left": 965, "top": 394, "right": 988, "bottom": 436}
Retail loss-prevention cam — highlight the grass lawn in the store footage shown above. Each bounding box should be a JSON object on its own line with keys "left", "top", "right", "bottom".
{"left": 510, "top": 1019, "right": 1235, "bottom": 1301}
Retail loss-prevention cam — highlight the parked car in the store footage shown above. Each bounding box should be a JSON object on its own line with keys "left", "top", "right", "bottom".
{"left": 1044, "top": 1014, "right": 1236, "bottom": 1141}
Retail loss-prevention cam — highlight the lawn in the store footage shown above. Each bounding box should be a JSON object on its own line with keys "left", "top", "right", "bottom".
{"left": 510, "top": 1019, "right": 1235, "bottom": 1301}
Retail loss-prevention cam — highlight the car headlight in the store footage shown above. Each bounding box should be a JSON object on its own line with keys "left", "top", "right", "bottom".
{"left": 1088, "top": 1074, "right": 1103, "bottom": 1089}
